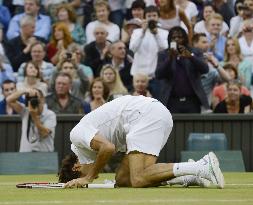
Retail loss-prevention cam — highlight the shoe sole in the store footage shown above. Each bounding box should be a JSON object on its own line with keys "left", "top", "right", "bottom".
{"left": 208, "top": 152, "right": 225, "bottom": 189}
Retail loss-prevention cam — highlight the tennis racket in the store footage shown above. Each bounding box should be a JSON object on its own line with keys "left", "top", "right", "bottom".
{"left": 16, "top": 182, "right": 116, "bottom": 189}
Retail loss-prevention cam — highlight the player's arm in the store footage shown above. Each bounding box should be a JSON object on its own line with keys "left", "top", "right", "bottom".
{"left": 64, "top": 134, "right": 115, "bottom": 188}
{"left": 86, "top": 134, "right": 116, "bottom": 181}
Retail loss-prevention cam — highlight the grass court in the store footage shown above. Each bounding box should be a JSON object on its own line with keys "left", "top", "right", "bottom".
{"left": 0, "top": 173, "right": 253, "bottom": 205}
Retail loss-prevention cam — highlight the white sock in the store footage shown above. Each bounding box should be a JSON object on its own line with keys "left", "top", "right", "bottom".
{"left": 173, "top": 162, "right": 200, "bottom": 177}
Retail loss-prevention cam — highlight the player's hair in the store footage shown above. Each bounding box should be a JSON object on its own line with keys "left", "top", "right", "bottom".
{"left": 58, "top": 153, "right": 81, "bottom": 183}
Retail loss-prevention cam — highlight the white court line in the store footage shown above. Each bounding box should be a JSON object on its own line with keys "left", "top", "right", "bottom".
{"left": 1, "top": 199, "right": 253, "bottom": 205}
{"left": 1, "top": 182, "right": 253, "bottom": 186}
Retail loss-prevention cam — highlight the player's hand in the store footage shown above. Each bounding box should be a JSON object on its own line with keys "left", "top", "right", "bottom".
{"left": 64, "top": 177, "right": 93, "bottom": 188}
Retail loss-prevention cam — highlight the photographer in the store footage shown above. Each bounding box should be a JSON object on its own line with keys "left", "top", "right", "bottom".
{"left": 129, "top": 5, "right": 168, "bottom": 98}
{"left": 156, "top": 26, "right": 209, "bottom": 113}
{"left": 6, "top": 88, "right": 56, "bottom": 152}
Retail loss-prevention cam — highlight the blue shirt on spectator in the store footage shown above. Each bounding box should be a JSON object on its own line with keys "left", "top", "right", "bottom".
{"left": 207, "top": 34, "right": 227, "bottom": 61}
{"left": 7, "top": 13, "right": 51, "bottom": 41}
{"left": 0, "top": 97, "right": 25, "bottom": 115}
{"left": 0, "top": 63, "right": 16, "bottom": 85}
{"left": 0, "top": 5, "right": 11, "bottom": 33}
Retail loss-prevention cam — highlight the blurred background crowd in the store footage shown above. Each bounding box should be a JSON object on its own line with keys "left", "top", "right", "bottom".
{"left": 1, "top": 0, "right": 253, "bottom": 116}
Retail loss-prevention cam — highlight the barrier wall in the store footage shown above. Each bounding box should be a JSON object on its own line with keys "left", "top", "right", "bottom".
{"left": 1, "top": 114, "right": 253, "bottom": 171}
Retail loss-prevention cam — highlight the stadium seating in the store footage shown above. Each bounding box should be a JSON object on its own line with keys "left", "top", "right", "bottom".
{"left": 0, "top": 152, "right": 58, "bottom": 174}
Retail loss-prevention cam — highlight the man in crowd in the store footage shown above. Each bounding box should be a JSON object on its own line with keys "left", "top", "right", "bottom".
{"left": 0, "top": 80, "right": 24, "bottom": 115}
{"left": 46, "top": 72, "right": 84, "bottom": 114}
{"left": 4, "top": 15, "right": 46, "bottom": 71}
{"left": 129, "top": 5, "right": 168, "bottom": 98}
{"left": 58, "top": 95, "right": 224, "bottom": 189}
{"left": 6, "top": 87, "right": 56, "bottom": 152}
{"left": 6, "top": 0, "right": 51, "bottom": 41}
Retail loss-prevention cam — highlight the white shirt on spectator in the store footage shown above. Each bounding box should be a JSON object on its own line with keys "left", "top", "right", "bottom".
{"left": 229, "top": 16, "right": 244, "bottom": 37}
{"left": 129, "top": 28, "right": 168, "bottom": 77}
{"left": 239, "top": 36, "right": 253, "bottom": 68}
{"left": 194, "top": 20, "right": 229, "bottom": 36}
{"left": 85, "top": 20, "right": 120, "bottom": 44}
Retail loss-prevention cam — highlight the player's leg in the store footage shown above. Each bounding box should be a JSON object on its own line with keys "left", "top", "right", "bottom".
{"left": 128, "top": 151, "right": 224, "bottom": 188}
{"left": 114, "top": 154, "right": 131, "bottom": 187}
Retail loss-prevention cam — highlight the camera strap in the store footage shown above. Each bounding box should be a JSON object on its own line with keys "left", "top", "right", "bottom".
{"left": 26, "top": 114, "right": 31, "bottom": 142}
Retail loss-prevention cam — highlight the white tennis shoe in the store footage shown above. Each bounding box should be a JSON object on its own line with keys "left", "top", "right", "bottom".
{"left": 196, "top": 152, "right": 225, "bottom": 189}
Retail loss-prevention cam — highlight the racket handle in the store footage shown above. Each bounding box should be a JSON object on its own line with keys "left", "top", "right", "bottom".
{"left": 86, "top": 183, "right": 115, "bottom": 188}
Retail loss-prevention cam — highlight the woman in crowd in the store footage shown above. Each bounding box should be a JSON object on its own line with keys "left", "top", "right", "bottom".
{"left": 212, "top": 63, "right": 250, "bottom": 108}
{"left": 47, "top": 22, "right": 73, "bottom": 65}
{"left": 222, "top": 37, "right": 252, "bottom": 90}
{"left": 100, "top": 64, "right": 128, "bottom": 101}
{"left": 214, "top": 80, "right": 252, "bottom": 113}
{"left": 238, "top": 19, "right": 253, "bottom": 63}
{"left": 17, "top": 42, "right": 56, "bottom": 85}
{"left": 50, "top": 58, "right": 89, "bottom": 100}
{"left": 67, "top": 43, "right": 94, "bottom": 83}
{"left": 158, "top": 0, "right": 192, "bottom": 41}
{"left": 16, "top": 61, "right": 48, "bottom": 96}
{"left": 131, "top": 73, "right": 152, "bottom": 97}
{"left": 56, "top": 4, "right": 86, "bottom": 45}
{"left": 194, "top": 3, "right": 229, "bottom": 36}
{"left": 83, "top": 78, "right": 109, "bottom": 114}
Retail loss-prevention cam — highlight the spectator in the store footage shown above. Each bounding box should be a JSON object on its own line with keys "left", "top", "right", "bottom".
{"left": 128, "top": 0, "right": 146, "bottom": 20}
{"left": 212, "top": 63, "right": 250, "bottom": 108}
{"left": 0, "top": 4, "right": 11, "bottom": 33}
{"left": 84, "top": 25, "right": 111, "bottom": 77}
{"left": 85, "top": 0, "right": 120, "bottom": 44}
{"left": 129, "top": 5, "right": 168, "bottom": 98}
{"left": 0, "top": 57, "right": 16, "bottom": 85}
{"left": 51, "top": 58, "right": 89, "bottom": 100}
{"left": 108, "top": 40, "right": 133, "bottom": 91}
{"left": 212, "top": 0, "right": 235, "bottom": 26}
{"left": 229, "top": 0, "right": 248, "bottom": 37}
{"left": 214, "top": 80, "right": 252, "bottom": 113}
{"left": 67, "top": 43, "right": 94, "bottom": 83}
{"left": 156, "top": 26, "right": 209, "bottom": 113}
{"left": 16, "top": 61, "right": 48, "bottom": 96}
{"left": 158, "top": 0, "right": 192, "bottom": 41}
{"left": 108, "top": 0, "right": 125, "bottom": 28}
{"left": 0, "top": 80, "right": 24, "bottom": 115}
{"left": 194, "top": 3, "right": 229, "bottom": 36}
{"left": 6, "top": 0, "right": 51, "bottom": 41}
{"left": 83, "top": 77, "right": 109, "bottom": 114}
{"left": 56, "top": 4, "right": 86, "bottom": 45}
{"left": 0, "top": 24, "right": 9, "bottom": 64}
{"left": 121, "top": 18, "right": 142, "bottom": 48}
{"left": 46, "top": 72, "right": 84, "bottom": 114}
{"left": 47, "top": 22, "right": 73, "bottom": 65}
{"left": 17, "top": 41, "right": 56, "bottom": 85}
{"left": 100, "top": 64, "right": 128, "bottom": 101}
{"left": 222, "top": 37, "right": 252, "bottom": 90}
{"left": 175, "top": 0, "right": 199, "bottom": 26}
{"left": 238, "top": 19, "right": 253, "bottom": 63}
{"left": 192, "top": 33, "right": 230, "bottom": 107}
{"left": 131, "top": 73, "right": 152, "bottom": 97}
{"left": 206, "top": 13, "right": 227, "bottom": 61}
{"left": 7, "top": 87, "right": 56, "bottom": 152}
{"left": 4, "top": 15, "right": 46, "bottom": 72}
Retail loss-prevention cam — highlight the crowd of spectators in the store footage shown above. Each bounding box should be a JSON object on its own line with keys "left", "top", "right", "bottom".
{"left": 1, "top": 0, "right": 253, "bottom": 152}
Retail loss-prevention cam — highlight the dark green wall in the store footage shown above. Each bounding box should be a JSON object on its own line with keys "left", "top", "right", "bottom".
{"left": 1, "top": 114, "right": 253, "bottom": 171}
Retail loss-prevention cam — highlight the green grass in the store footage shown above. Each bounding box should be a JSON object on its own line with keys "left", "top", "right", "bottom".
{"left": 0, "top": 173, "right": 253, "bottom": 205}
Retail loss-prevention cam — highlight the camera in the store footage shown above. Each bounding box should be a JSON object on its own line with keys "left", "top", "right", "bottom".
{"left": 66, "top": 52, "right": 72, "bottom": 60}
{"left": 148, "top": 20, "right": 157, "bottom": 31}
{"left": 25, "top": 95, "right": 39, "bottom": 109}
{"left": 170, "top": 41, "right": 177, "bottom": 50}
